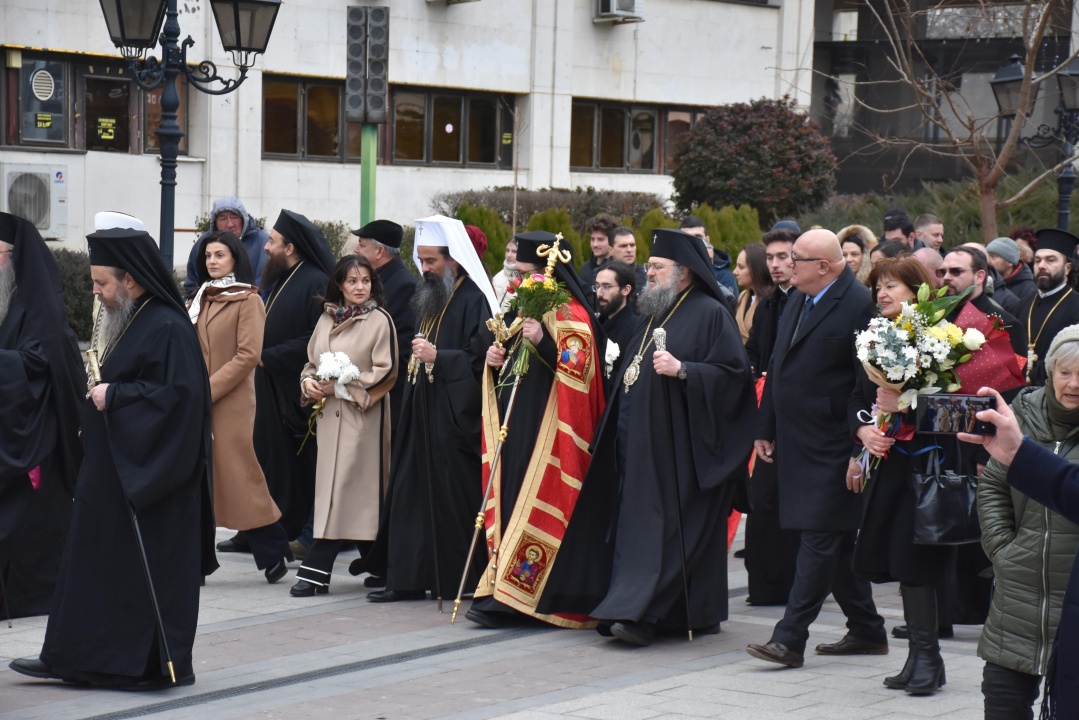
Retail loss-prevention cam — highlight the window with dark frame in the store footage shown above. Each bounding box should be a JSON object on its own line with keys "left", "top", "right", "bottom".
{"left": 262, "top": 75, "right": 362, "bottom": 162}
{"left": 391, "top": 87, "right": 511, "bottom": 168}
{"left": 144, "top": 81, "right": 189, "bottom": 154}
{"left": 572, "top": 100, "right": 697, "bottom": 174}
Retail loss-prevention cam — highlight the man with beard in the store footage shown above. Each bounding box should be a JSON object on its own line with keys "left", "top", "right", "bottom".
{"left": 357, "top": 215, "right": 496, "bottom": 604}
{"left": 10, "top": 212, "right": 216, "bottom": 689}
{"left": 466, "top": 230, "right": 606, "bottom": 628}
{"left": 537, "top": 229, "right": 755, "bottom": 645}
{"left": 593, "top": 261, "right": 639, "bottom": 352}
{"left": 0, "top": 213, "right": 83, "bottom": 619}
{"left": 743, "top": 226, "right": 802, "bottom": 607}
{"left": 219, "top": 210, "right": 335, "bottom": 554}
{"left": 748, "top": 229, "right": 887, "bottom": 670}
{"left": 1018, "top": 229, "right": 1079, "bottom": 386}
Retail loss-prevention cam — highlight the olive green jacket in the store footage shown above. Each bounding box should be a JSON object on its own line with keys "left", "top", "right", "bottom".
{"left": 978, "top": 386, "right": 1079, "bottom": 675}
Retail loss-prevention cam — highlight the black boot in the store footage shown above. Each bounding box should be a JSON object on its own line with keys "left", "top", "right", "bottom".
{"left": 902, "top": 583, "right": 946, "bottom": 695}
{"left": 883, "top": 640, "right": 914, "bottom": 689}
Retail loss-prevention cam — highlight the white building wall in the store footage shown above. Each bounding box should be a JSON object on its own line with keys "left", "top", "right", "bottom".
{"left": 0, "top": 0, "right": 813, "bottom": 267}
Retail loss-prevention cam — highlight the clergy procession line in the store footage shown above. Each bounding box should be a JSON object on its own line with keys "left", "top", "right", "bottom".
{"left": 3, "top": 205, "right": 1079, "bottom": 719}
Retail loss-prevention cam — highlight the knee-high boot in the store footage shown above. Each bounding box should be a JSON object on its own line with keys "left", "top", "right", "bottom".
{"left": 902, "top": 583, "right": 946, "bottom": 695}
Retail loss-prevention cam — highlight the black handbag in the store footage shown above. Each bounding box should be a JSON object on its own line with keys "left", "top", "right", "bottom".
{"left": 910, "top": 441, "right": 981, "bottom": 545}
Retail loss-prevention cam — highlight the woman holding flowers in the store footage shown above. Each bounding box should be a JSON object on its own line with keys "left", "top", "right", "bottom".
{"left": 190, "top": 230, "right": 292, "bottom": 584}
{"left": 291, "top": 255, "right": 398, "bottom": 597}
{"left": 848, "top": 257, "right": 965, "bottom": 696}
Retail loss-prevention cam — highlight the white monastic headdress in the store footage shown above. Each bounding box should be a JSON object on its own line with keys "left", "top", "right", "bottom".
{"left": 413, "top": 214, "right": 498, "bottom": 315}
{"left": 94, "top": 211, "right": 145, "bottom": 232}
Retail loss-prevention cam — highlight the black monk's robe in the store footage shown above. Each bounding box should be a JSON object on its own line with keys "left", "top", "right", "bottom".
{"left": 1019, "top": 286, "right": 1079, "bottom": 386}
{"left": 40, "top": 296, "right": 216, "bottom": 681}
{"left": 377, "top": 256, "right": 418, "bottom": 440}
{"left": 354, "top": 279, "right": 491, "bottom": 594}
{"left": 254, "top": 260, "right": 328, "bottom": 537}
{"left": 538, "top": 290, "right": 756, "bottom": 630}
{"left": 0, "top": 301, "right": 80, "bottom": 618}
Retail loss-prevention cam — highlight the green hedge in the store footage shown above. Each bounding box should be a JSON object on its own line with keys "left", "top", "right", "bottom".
{"left": 53, "top": 248, "right": 94, "bottom": 341}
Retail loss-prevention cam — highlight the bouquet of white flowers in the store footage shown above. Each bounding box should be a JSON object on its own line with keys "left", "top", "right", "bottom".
{"left": 299, "top": 351, "right": 361, "bottom": 453}
{"left": 853, "top": 284, "right": 985, "bottom": 483}
{"left": 605, "top": 340, "right": 620, "bottom": 378}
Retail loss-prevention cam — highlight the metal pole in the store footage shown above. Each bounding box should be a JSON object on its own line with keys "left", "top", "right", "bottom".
{"left": 155, "top": 0, "right": 185, "bottom": 271}
{"left": 1059, "top": 143, "right": 1076, "bottom": 231}
{"left": 360, "top": 123, "right": 378, "bottom": 225}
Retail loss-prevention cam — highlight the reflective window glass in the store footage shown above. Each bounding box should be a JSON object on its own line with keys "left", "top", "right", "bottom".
{"left": 432, "top": 95, "right": 462, "bottom": 163}
{"left": 305, "top": 85, "right": 340, "bottom": 157}
{"left": 84, "top": 77, "right": 130, "bottom": 152}
{"left": 394, "top": 91, "right": 425, "bottom": 161}
{"left": 599, "top": 107, "right": 625, "bottom": 169}
{"left": 468, "top": 96, "right": 498, "bottom": 164}
{"left": 20, "top": 59, "right": 67, "bottom": 145}
{"left": 570, "top": 104, "right": 595, "bottom": 168}
{"left": 263, "top": 79, "right": 299, "bottom": 155}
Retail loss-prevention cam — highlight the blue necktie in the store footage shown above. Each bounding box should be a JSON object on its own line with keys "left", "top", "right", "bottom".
{"left": 794, "top": 296, "right": 813, "bottom": 338}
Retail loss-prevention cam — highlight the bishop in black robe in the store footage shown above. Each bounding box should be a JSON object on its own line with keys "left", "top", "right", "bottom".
{"left": 538, "top": 229, "right": 755, "bottom": 645}
{"left": 12, "top": 220, "right": 216, "bottom": 688}
{"left": 253, "top": 210, "right": 335, "bottom": 538}
{"left": 356, "top": 269, "right": 492, "bottom": 599}
{"left": 0, "top": 213, "right": 83, "bottom": 619}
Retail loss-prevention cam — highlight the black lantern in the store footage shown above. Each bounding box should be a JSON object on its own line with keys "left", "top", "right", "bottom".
{"left": 990, "top": 54, "right": 1028, "bottom": 117}
{"left": 209, "top": 0, "right": 282, "bottom": 58}
{"left": 1057, "top": 57, "right": 1079, "bottom": 112}
{"left": 98, "top": 0, "right": 168, "bottom": 56}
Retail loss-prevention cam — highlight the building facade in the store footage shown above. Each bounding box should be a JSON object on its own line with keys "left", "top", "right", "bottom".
{"left": 0, "top": 0, "right": 814, "bottom": 266}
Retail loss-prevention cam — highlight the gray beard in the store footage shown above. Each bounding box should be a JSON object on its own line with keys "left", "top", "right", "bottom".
{"left": 636, "top": 278, "right": 680, "bottom": 319}
{"left": 98, "top": 293, "right": 136, "bottom": 352}
{"left": 409, "top": 267, "right": 456, "bottom": 323}
{"left": 0, "top": 263, "right": 15, "bottom": 327}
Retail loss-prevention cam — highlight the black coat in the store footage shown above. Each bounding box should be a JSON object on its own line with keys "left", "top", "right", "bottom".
{"left": 758, "top": 267, "right": 872, "bottom": 531}
{"left": 1006, "top": 439, "right": 1079, "bottom": 716}
{"left": 1003, "top": 263, "right": 1037, "bottom": 306}
{"left": 745, "top": 285, "right": 792, "bottom": 377}
{"left": 1019, "top": 286, "right": 1079, "bottom": 386}
{"left": 377, "top": 256, "right": 418, "bottom": 438}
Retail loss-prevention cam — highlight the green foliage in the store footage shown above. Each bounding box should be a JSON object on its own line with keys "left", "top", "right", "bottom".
{"left": 796, "top": 170, "right": 1076, "bottom": 245}
{"left": 525, "top": 209, "right": 585, "bottom": 269}
{"left": 312, "top": 220, "right": 353, "bottom": 259}
{"left": 400, "top": 225, "right": 418, "bottom": 277}
{"left": 52, "top": 249, "right": 94, "bottom": 341}
{"left": 636, "top": 209, "right": 679, "bottom": 263}
{"left": 672, "top": 96, "right": 836, "bottom": 224}
{"left": 432, "top": 187, "right": 668, "bottom": 231}
{"left": 455, "top": 203, "right": 513, "bottom": 274}
{"left": 690, "top": 203, "right": 763, "bottom": 259}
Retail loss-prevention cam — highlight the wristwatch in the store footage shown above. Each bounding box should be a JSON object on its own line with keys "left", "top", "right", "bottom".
{"left": 677, "top": 362, "right": 687, "bottom": 381}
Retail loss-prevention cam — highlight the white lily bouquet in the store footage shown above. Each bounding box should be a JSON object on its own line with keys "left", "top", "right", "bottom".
{"left": 853, "top": 284, "right": 984, "bottom": 483}
{"left": 299, "top": 351, "right": 361, "bottom": 453}
{"left": 605, "top": 340, "right": 620, "bottom": 378}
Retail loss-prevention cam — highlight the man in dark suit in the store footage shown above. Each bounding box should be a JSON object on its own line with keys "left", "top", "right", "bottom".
{"left": 747, "top": 228, "right": 887, "bottom": 668}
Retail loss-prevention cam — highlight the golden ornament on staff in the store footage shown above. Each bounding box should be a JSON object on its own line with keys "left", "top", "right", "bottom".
{"left": 84, "top": 298, "right": 105, "bottom": 397}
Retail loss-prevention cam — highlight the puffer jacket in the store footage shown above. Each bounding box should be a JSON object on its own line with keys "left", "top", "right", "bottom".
{"left": 978, "top": 386, "right": 1079, "bottom": 675}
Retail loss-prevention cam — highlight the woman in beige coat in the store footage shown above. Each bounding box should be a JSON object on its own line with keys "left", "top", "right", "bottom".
{"left": 291, "top": 254, "right": 398, "bottom": 597}
{"left": 189, "top": 230, "right": 291, "bottom": 583}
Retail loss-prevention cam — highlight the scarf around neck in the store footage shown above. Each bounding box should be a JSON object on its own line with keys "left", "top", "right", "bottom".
{"left": 325, "top": 300, "right": 378, "bottom": 327}
{"left": 188, "top": 273, "right": 248, "bottom": 324}
{"left": 1044, "top": 375, "right": 1079, "bottom": 441}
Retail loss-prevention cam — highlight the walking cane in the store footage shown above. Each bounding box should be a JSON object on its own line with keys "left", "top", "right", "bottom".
{"left": 449, "top": 369, "right": 525, "bottom": 624}
{"left": 128, "top": 507, "right": 178, "bottom": 683}
{"left": 0, "top": 569, "right": 12, "bottom": 628}
{"left": 416, "top": 339, "right": 444, "bottom": 613}
{"left": 653, "top": 328, "right": 694, "bottom": 641}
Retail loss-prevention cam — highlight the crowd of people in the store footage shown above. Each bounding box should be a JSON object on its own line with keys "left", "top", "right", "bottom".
{"left": 2, "top": 201, "right": 1079, "bottom": 718}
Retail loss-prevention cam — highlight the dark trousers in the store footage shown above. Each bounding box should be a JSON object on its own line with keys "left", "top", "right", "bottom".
{"left": 245, "top": 522, "right": 289, "bottom": 571}
{"left": 297, "top": 539, "right": 373, "bottom": 587}
{"left": 770, "top": 529, "right": 886, "bottom": 655}
{"left": 982, "top": 662, "right": 1042, "bottom": 720}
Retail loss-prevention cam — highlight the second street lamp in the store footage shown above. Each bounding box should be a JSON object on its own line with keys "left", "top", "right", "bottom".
{"left": 98, "top": 0, "right": 281, "bottom": 269}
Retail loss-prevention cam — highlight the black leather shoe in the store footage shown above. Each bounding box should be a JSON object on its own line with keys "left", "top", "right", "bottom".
{"left": 290, "top": 580, "right": 328, "bottom": 597}
{"left": 815, "top": 634, "right": 889, "bottom": 655}
{"left": 746, "top": 641, "right": 805, "bottom": 668}
{"left": 367, "top": 589, "right": 426, "bottom": 603}
{"left": 120, "top": 672, "right": 197, "bottom": 691}
{"left": 363, "top": 575, "right": 386, "bottom": 588}
{"left": 465, "top": 607, "right": 520, "bottom": 628}
{"left": 216, "top": 533, "right": 251, "bottom": 553}
{"left": 9, "top": 658, "right": 60, "bottom": 680}
{"left": 892, "top": 624, "right": 953, "bottom": 639}
{"left": 265, "top": 561, "right": 289, "bottom": 584}
{"left": 610, "top": 620, "right": 656, "bottom": 647}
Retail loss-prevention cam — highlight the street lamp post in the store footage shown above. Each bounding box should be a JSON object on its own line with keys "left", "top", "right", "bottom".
{"left": 98, "top": 0, "right": 281, "bottom": 269}
{"left": 992, "top": 54, "right": 1079, "bottom": 231}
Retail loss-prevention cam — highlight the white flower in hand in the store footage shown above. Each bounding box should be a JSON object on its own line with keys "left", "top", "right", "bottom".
{"left": 962, "top": 328, "right": 985, "bottom": 351}
{"left": 605, "top": 340, "right": 621, "bottom": 377}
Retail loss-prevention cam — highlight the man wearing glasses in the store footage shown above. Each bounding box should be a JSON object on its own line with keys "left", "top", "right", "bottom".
{"left": 939, "top": 248, "right": 1026, "bottom": 364}
{"left": 593, "top": 261, "right": 640, "bottom": 353}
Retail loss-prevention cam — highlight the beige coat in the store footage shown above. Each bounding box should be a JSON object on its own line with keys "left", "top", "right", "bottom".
{"left": 196, "top": 287, "right": 282, "bottom": 530}
{"left": 301, "top": 307, "right": 397, "bottom": 540}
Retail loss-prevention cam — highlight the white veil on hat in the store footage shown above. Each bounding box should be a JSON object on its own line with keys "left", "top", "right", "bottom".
{"left": 413, "top": 214, "right": 498, "bottom": 315}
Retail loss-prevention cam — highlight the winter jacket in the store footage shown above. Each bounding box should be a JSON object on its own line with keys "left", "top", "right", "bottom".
{"left": 978, "top": 386, "right": 1079, "bottom": 675}
{"left": 711, "top": 250, "right": 738, "bottom": 296}
{"left": 1003, "top": 263, "right": 1038, "bottom": 306}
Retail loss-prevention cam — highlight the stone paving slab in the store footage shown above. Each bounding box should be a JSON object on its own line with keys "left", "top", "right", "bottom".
{"left": 0, "top": 528, "right": 989, "bottom": 719}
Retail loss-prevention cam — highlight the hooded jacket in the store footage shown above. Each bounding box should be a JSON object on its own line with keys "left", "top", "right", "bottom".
{"left": 978, "top": 386, "right": 1079, "bottom": 675}
{"left": 183, "top": 197, "right": 270, "bottom": 298}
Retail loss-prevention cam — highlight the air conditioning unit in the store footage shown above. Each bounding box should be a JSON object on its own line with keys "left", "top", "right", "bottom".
{"left": 595, "top": 0, "right": 644, "bottom": 23}
{"left": 1, "top": 164, "right": 68, "bottom": 240}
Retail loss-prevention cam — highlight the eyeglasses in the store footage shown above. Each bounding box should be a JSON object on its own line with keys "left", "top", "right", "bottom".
{"left": 790, "top": 251, "right": 824, "bottom": 263}
{"left": 592, "top": 283, "right": 618, "bottom": 293}
{"left": 645, "top": 261, "right": 677, "bottom": 272}
{"left": 935, "top": 267, "right": 969, "bottom": 278}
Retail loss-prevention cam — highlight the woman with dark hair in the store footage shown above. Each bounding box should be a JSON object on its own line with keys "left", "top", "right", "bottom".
{"left": 291, "top": 255, "right": 398, "bottom": 596}
{"left": 731, "top": 243, "right": 774, "bottom": 344}
{"left": 838, "top": 225, "right": 877, "bottom": 285}
{"left": 189, "top": 230, "right": 291, "bottom": 584}
{"left": 848, "top": 256, "right": 956, "bottom": 696}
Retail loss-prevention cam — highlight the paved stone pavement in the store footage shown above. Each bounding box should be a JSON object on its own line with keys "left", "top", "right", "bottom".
{"left": 0, "top": 528, "right": 991, "bottom": 719}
